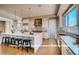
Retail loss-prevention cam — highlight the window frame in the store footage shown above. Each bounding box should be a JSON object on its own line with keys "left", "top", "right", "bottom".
{"left": 63, "top": 5, "right": 79, "bottom": 34}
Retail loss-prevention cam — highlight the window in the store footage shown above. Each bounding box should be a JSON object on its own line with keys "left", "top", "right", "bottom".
{"left": 65, "top": 7, "right": 78, "bottom": 27}
{"left": 68, "top": 8, "right": 77, "bottom": 27}
{"left": 64, "top": 7, "right": 78, "bottom": 34}
{"left": 65, "top": 15, "right": 68, "bottom": 26}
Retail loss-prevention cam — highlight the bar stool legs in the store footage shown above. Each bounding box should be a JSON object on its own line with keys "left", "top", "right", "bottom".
{"left": 14, "top": 39, "right": 22, "bottom": 49}
{"left": 1, "top": 37, "right": 10, "bottom": 45}
{"left": 1, "top": 37, "right": 4, "bottom": 44}
{"left": 22, "top": 40, "right": 32, "bottom": 52}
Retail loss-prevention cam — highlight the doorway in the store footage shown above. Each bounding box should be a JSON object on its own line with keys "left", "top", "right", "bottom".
{"left": 48, "top": 19, "right": 56, "bottom": 39}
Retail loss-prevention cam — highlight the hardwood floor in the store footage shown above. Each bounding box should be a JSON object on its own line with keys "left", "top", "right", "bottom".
{"left": 0, "top": 44, "right": 34, "bottom": 55}
{"left": 35, "top": 39, "right": 60, "bottom": 55}
{"left": 0, "top": 39, "right": 60, "bottom": 55}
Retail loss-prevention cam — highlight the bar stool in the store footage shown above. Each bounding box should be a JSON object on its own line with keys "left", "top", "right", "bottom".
{"left": 22, "top": 39, "right": 32, "bottom": 52}
{"left": 10, "top": 37, "right": 15, "bottom": 45}
{"left": 2, "top": 37, "right": 10, "bottom": 45}
{"left": 2, "top": 37, "right": 6, "bottom": 44}
{"left": 14, "top": 38, "right": 22, "bottom": 49}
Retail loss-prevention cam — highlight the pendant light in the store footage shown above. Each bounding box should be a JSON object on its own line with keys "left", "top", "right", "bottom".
{"left": 21, "top": 9, "right": 25, "bottom": 33}
{"left": 11, "top": 10, "right": 16, "bottom": 33}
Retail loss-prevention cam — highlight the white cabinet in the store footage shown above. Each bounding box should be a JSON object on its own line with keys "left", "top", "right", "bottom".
{"left": 61, "top": 40, "right": 74, "bottom": 55}
{"left": 56, "top": 34, "right": 61, "bottom": 48}
{"left": 61, "top": 40, "right": 68, "bottom": 55}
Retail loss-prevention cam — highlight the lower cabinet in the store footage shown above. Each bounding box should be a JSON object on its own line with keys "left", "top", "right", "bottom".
{"left": 56, "top": 35, "right": 61, "bottom": 48}
{"left": 61, "top": 40, "right": 75, "bottom": 55}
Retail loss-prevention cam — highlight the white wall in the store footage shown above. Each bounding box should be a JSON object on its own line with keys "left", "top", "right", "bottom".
{"left": 59, "top": 15, "right": 63, "bottom": 28}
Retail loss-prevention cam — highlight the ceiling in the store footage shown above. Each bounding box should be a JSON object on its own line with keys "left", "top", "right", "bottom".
{"left": 0, "top": 4, "right": 59, "bottom": 18}
{"left": 57, "top": 4, "right": 71, "bottom": 15}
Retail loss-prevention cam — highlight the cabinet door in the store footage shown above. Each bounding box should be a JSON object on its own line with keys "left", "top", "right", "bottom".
{"left": 61, "top": 40, "right": 74, "bottom": 55}
{"left": 65, "top": 47, "right": 74, "bottom": 55}
{"left": 61, "top": 40, "right": 67, "bottom": 55}
{"left": 57, "top": 36, "right": 61, "bottom": 48}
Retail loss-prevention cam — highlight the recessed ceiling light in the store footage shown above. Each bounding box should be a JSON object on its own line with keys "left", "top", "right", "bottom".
{"left": 38, "top": 4, "right": 42, "bottom": 7}
{"left": 29, "top": 8, "right": 31, "bottom": 10}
